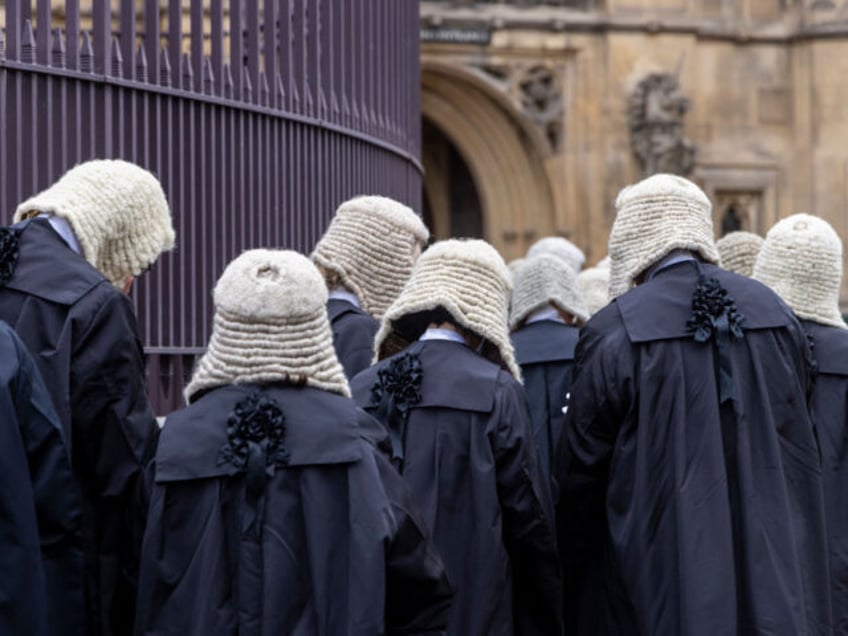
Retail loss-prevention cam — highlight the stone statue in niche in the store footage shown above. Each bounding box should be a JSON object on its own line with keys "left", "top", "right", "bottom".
{"left": 721, "top": 205, "right": 744, "bottom": 235}
{"left": 716, "top": 191, "right": 760, "bottom": 236}
{"left": 628, "top": 73, "right": 696, "bottom": 177}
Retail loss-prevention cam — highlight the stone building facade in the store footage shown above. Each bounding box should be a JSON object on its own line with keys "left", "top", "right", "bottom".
{"left": 420, "top": 1, "right": 848, "bottom": 301}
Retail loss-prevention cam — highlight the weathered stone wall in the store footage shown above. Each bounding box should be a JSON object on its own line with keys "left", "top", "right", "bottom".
{"left": 421, "top": 2, "right": 848, "bottom": 300}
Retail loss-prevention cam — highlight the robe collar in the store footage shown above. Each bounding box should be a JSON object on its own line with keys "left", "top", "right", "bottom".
{"left": 35, "top": 213, "right": 82, "bottom": 255}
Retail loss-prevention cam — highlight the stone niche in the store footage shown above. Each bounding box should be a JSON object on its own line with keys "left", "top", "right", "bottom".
{"left": 714, "top": 191, "right": 762, "bottom": 236}
{"left": 694, "top": 164, "right": 779, "bottom": 238}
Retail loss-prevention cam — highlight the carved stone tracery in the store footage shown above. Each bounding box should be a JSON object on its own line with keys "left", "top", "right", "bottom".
{"left": 473, "top": 61, "right": 564, "bottom": 152}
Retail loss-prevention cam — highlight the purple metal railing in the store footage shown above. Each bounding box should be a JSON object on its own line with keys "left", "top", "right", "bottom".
{"left": 0, "top": 0, "right": 423, "bottom": 414}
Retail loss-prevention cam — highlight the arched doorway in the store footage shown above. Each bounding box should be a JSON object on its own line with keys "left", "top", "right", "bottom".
{"left": 420, "top": 62, "right": 557, "bottom": 260}
{"left": 422, "top": 118, "right": 484, "bottom": 241}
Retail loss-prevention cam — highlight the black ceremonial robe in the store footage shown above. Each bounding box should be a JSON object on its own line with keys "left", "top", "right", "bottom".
{"left": 327, "top": 298, "right": 379, "bottom": 378}
{"left": 136, "top": 383, "right": 453, "bottom": 636}
{"left": 511, "top": 319, "right": 579, "bottom": 504}
{"left": 351, "top": 340, "right": 563, "bottom": 636}
{"left": 557, "top": 261, "right": 831, "bottom": 636}
{"left": 804, "top": 319, "right": 848, "bottom": 633}
{"left": 0, "top": 219, "right": 159, "bottom": 636}
{"left": 0, "top": 321, "right": 83, "bottom": 636}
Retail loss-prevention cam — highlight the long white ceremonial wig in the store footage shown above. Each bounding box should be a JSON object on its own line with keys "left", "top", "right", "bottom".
{"left": 608, "top": 174, "right": 718, "bottom": 298}
{"left": 374, "top": 238, "right": 522, "bottom": 381}
{"left": 185, "top": 249, "right": 351, "bottom": 403}
{"left": 753, "top": 213, "right": 846, "bottom": 329}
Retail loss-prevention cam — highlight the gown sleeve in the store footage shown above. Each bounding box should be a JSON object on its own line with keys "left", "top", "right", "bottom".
{"left": 14, "top": 331, "right": 84, "bottom": 634}
{"left": 69, "top": 289, "right": 160, "bottom": 632}
{"left": 374, "top": 451, "right": 454, "bottom": 636}
{"left": 491, "top": 375, "right": 564, "bottom": 636}
{"left": 555, "top": 321, "right": 630, "bottom": 632}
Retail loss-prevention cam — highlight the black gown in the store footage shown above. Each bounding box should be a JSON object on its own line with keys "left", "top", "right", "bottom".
{"left": 0, "top": 321, "right": 83, "bottom": 636}
{"left": 352, "top": 339, "right": 563, "bottom": 636}
{"left": 557, "top": 261, "right": 831, "bottom": 635}
{"left": 0, "top": 219, "right": 159, "bottom": 636}
{"left": 804, "top": 319, "right": 848, "bottom": 634}
{"left": 511, "top": 319, "right": 579, "bottom": 505}
{"left": 136, "top": 383, "right": 453, "bottom": 636}
{"left": 327, "top": 298, "right": 379, "bottom": 378}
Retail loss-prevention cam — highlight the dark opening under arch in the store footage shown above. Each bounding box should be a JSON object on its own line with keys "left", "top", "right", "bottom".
{"left": 422, "top": 118, "right": 484, "bottom": 241}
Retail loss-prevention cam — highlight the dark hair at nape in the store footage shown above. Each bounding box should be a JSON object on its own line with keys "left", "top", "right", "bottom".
{"left": 392, "top": 306, "right": 464, "bottom": 343}
{"left": 391, "top": 306, "right": 506, "bottom": 371}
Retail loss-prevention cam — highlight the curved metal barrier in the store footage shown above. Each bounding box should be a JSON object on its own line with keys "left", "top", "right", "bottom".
{"left": 0, "top": 0, "right": 422, "bottom": 414}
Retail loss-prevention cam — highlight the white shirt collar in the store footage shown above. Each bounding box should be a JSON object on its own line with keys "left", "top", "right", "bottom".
{"left": 37, "top": 213, "right": 82, "bottom": 255}
{"left": 646, "top": 250, "right": 698, "bottom": 281}
{"left": 419, "top": 327, "right": 467, "bottom": 345}
{"left": 525, "top": 305, "right": 566, "bottom": 325}
{"left": 328, "top": 288, "right": 361, "bottom": 309}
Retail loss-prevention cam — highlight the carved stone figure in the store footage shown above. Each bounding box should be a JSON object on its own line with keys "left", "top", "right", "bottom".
{"left": 628, "top": 73, "right": 696, "bottom": 177}
{"left": 519, "top": 66, "right": 560, "bottom": 116}
{"left": 518, "top": 65, "right": 564, "bottom": 149}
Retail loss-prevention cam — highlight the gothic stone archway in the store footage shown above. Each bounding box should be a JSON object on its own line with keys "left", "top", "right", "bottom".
{"left": 421, "top": 63, "right": 557, "bottom": 261}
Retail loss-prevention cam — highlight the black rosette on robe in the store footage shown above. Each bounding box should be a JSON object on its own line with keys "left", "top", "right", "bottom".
{"left": 686, "top": 269, "right": 748, "bottom": 405}
{"left": 687, "top": 274, "right": 747, "bottom": 344}
{"left": 370, "top": 343, "right": 424, "bottom": 469}
{"left": 0, "top": 227, "right": 21, "bottom": 286}
{"left": 217, "top": 392, "right": 290, "bottom": 537}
